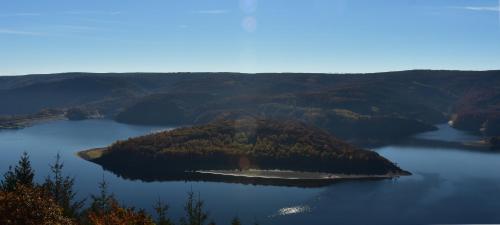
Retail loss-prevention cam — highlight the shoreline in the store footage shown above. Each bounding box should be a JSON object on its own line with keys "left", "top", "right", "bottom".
{"left": 0, "top": 109, "right": 103, "bottom": 130}
{"left": 0, "top": 113, "right": 66, "bottom": 130}
{"left": 194, "top": 169, "right": 405, "bottom": 181}
{"left": 76, "top": 148, "right": 106, "bottom": 161}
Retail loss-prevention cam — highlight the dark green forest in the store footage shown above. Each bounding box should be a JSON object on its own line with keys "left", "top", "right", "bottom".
{"left": 92, "top": 118, "right": 407, "bottom": 180}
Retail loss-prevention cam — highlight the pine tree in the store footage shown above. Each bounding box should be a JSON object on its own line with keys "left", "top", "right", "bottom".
{"left": 180, "top": 191, "right": 209, "bottom": 225}
{"left": 43, "top": 153, "right": 85, "bottom": 219}
{"left": 154, "top": 197, "right": 174, "bottom": 225}
{"left": 1, "top": 152, "right": 35, "bottom": 191}
{"left": 89, "top": 177, "right": 115, "bottom": 214}
{"left": 231, "top": 217, "right": 242, "bottom": 225}
{"left": 1, "top": 166, "right": 16, "bottom": 192}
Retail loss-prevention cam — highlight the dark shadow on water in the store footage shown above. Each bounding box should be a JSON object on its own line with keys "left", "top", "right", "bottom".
{"left": 393, "top": 137, "right": 498, "bottom": 153}
{"left": 98, "top": 165, "right": 396, "bottom": 188}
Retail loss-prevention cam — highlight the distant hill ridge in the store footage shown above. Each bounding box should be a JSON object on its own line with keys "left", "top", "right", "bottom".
{"left": 1, "top": 70, "right": 499, "bottom": 141}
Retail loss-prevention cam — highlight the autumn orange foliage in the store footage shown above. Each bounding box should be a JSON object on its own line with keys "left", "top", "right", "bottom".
{"left": 87, "top": 201, "right": 155, "bottom": 225}
{"left": 0, "top": 185, "right": 75, "bottom": 225}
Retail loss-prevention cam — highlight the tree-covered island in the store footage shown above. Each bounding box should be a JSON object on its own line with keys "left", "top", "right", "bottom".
{"left": 79, "top": 118, "right": 410, "bottom": 183}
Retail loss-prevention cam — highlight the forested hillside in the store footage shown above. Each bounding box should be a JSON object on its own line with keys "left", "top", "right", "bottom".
{"left": 1, "top": 70, "right": 499, "bottom": 142}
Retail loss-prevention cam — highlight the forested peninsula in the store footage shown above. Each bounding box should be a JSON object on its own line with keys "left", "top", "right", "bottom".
{"left": 80, "top": 118, "right": 409, "bottom": 183}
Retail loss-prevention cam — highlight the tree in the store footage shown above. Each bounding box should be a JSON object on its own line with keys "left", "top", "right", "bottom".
{"left": 180, "top": 191, "right": 210, "bottom": 225}
{"left": 89, "top": 177, "right": 115, "bottom": 214}
{"left": 1, "top": 166, "right": 16, "bottom": 192}
{"left": 43, "top": 153, "right": 85, "bottom": 219}
{"left": 154, "top": 197, "right": 174, "bottom": 225}
{"left": 84, "top": 178, "right": 156, "bottom": 225}
{"left": 0, "top": 184, "right": 75, "bottom": 225}
{"left": 1, "top": 152, "right": 35, "bottom": 191}
{"left": 230, "top": 217, "right": 242, "bottom": 225}
{"left": 87, "top": 201, "right": 155, "bottom": 225}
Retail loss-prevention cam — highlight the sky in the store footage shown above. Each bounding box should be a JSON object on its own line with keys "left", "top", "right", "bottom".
{"left": 1, "top": 0, "right": 500, "bottom": 75}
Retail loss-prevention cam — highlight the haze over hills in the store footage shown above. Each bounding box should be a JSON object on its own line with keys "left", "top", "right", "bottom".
{"left": 1, "top": 70, "right": 499, "bottom": 144}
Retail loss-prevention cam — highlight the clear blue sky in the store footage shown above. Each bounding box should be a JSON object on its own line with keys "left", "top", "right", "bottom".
{"left": 1, "top": 0, "right": 500, "bottom": 75}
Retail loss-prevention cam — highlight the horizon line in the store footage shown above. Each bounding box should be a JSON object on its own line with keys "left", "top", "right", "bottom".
{"left": 2, "top": 69, "right": 500, "bottom": 77}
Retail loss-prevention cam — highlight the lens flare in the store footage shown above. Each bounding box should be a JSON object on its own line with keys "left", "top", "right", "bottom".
{"left": 239, "top": 0, "right": 258, "bottom": 14}
{"left": 241, "top": 16, "right": 257, "bottom": 32}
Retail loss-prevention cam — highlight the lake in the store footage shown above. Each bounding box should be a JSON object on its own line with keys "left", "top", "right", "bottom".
{"left": 0, "top": 120, "right": 499, "bottom": 225}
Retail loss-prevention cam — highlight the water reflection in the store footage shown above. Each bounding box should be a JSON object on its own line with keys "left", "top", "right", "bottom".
{"left": 268, "top": 124, "right": 500, "bottom": 224}
{"left": 1, "top": 121, "right": 499, "bottom": 225}
{"left": 103, "top": 169, "right": 343, "bottom": 188}
{"left": 272, "top": 173, "right": 500, "bottom": 225}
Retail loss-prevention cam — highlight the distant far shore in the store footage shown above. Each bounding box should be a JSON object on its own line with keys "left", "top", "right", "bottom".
{"left": 0, "top": 110, "right": 66, "bottom": 130}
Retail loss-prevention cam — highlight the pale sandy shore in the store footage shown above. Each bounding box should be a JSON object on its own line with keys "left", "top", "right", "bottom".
{"left": 77, "top": 148, "right": 106, "bottom": 161}
{"left": 195, "top": 169, "right": 403, "bottom": 180}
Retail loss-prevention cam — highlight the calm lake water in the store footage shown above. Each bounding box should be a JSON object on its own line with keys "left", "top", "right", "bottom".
{"left": 1, "top": 120, "right": 499, "bottom": 225}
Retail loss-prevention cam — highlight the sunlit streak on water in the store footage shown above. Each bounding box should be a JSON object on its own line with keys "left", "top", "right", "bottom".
{"left": 272, "top": 205, "right": 312, "bottom": 217}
